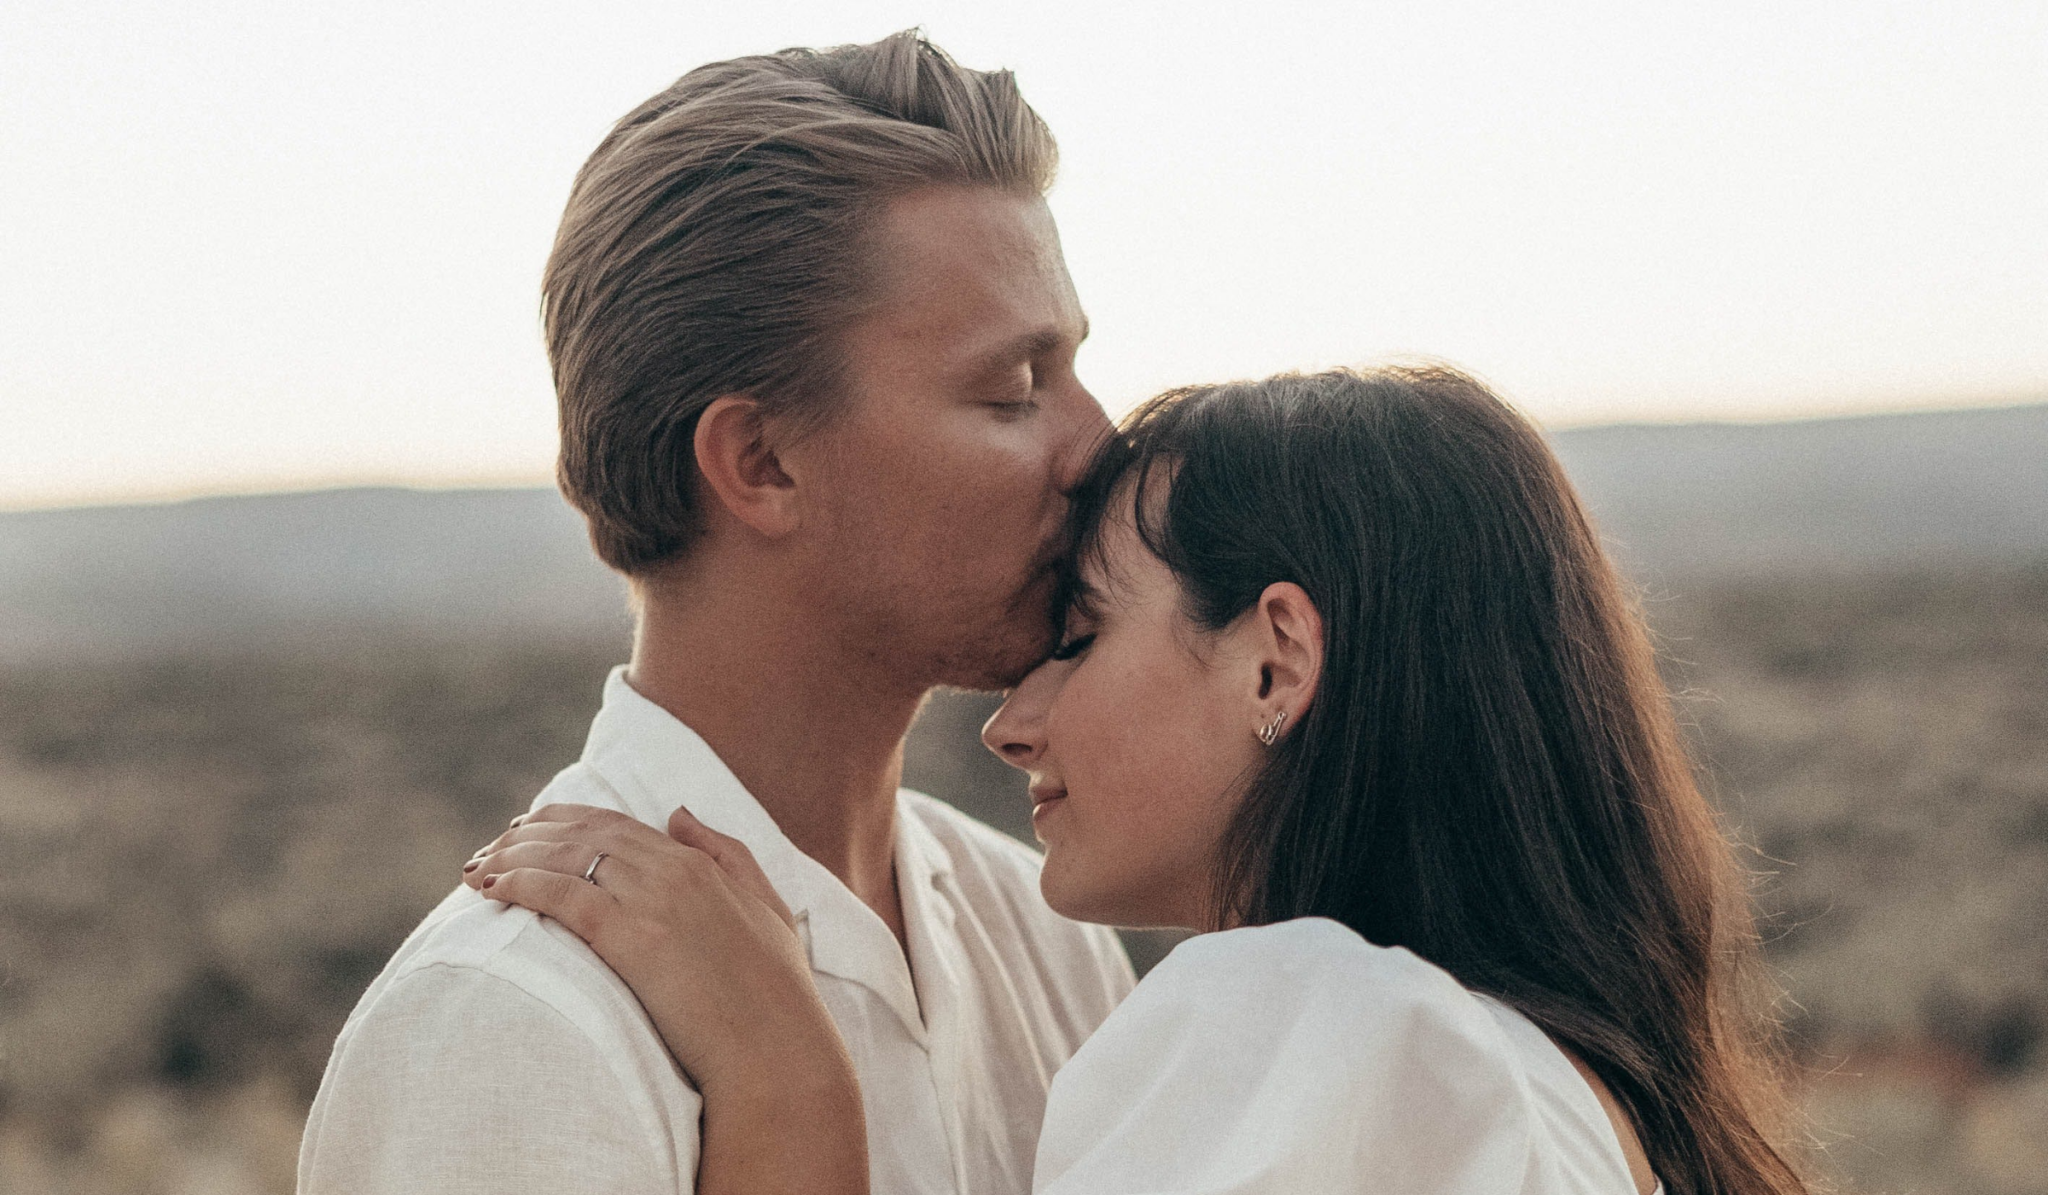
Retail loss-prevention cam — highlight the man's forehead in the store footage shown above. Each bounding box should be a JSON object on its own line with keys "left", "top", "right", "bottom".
{"left": 859, "top": 187, "right": 1085, "bottom": 348}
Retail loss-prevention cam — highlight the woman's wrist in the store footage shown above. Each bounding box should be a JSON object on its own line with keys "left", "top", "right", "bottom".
{"left": 706, "top": 1044, "right": 862, "bottom": 1122}
{"left": 661, "top": 976, "right": 847, "bottom": 1092}
{"left": 698, "top": 1011, "right": 857, "bottom": 1094}
{"left": 696, "top": 1025, "right": 868, "bottom": 1195}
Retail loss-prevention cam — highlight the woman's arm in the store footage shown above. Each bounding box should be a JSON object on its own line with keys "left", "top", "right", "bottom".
{"left": 463, "top": 804, "right": 869, "bottom": 1195}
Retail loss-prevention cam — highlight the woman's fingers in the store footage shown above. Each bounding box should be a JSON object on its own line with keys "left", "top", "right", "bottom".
{"left": 479, "top": 866, "right": 618, "bottom": 945}
{"left": 469, "top": 807, "right": 669, "bottom": 867}
{"left": 468, "top": 804, "right": 799, "bottom": 942}
{"left": 464, "top": 839, "right": 620, "bottom": 891}
{"left": 669, "top": 804, "right": 797, "bottom": 930}
{"left": 482, "top": 802, "right": 634, "bottom": 852}
{"left": 515, "top": 802, "right": 632, "bottom": 829}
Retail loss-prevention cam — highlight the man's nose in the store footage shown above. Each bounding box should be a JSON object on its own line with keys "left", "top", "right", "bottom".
{"left": 1054, "top": 380, "right": 1113, "bottom": 491}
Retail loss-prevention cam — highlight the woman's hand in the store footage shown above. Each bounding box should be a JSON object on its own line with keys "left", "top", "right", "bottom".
{"left": 464, "top": 802, "right": 820, "bottom": 1085}
{"left": 462, "top": 804, "right": 869, "bottom": 1195}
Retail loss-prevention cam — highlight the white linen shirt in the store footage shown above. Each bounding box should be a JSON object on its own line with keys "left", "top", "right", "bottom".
{"left": 298, "top": 667, "right": 1134, "bottom": 1195}
{"left": 1033, "top": 917, "right": 1648, "bottom": 1195}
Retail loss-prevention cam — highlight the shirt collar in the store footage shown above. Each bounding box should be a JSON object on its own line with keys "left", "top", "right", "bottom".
{"left": 573, "top": 666, "right": 956, "bottom": 1041}
{"left": 577, "top": 667, "right": 827, "bottom": 909}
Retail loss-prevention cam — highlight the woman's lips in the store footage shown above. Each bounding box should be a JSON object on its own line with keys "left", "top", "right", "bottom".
{"left": 1030, "top": 789, "right": 1068, "bottom": 825}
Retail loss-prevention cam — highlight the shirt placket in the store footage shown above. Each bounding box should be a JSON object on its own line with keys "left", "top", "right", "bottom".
{"left": 902, "top": 869, "right": 972, "bottom": 1194}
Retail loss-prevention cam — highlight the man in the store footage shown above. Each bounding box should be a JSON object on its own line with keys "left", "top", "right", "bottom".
{"left": 298, "top": 31, "right": 1133, "bottom": 1195}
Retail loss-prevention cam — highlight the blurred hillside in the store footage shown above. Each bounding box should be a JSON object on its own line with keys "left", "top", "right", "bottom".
{"left": 1553, "top": 402, "right": 2048, "bottom": 578}
{"left": 2, "top": 402, "right": 2045, "bottom": 1194}
{"left": 0, "top": 488, "right": 627, "bottom": 663}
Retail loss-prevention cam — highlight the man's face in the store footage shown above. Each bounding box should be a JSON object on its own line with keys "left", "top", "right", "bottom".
{"left": 789, "top": 185, "right": 1107, "bottom": 692}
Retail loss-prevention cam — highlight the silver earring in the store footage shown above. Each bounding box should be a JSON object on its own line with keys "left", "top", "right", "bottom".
{"left": 1256, "top": 710, "right": 1288, "bottom": 746}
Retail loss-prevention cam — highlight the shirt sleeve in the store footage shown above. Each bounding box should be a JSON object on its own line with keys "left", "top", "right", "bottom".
{"left": 1031, "top": 920, "right": 1534, "bottom": 1195}
{"left": 297, "top": 963, "right": 688, "bottom": 1194}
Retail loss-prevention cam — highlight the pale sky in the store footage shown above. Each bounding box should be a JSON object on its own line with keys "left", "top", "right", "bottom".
{"left": 4, "top": 0, "right": 2044, "bottom": 509}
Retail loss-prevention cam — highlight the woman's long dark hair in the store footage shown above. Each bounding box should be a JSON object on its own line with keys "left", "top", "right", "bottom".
{"left": 1062, "top": 366, "right": 1806, "bottom": 1195}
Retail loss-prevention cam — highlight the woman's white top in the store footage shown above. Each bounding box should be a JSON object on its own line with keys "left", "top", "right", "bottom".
{"left": 1032, "top": 917, "right": 1649, "bottom": 1195}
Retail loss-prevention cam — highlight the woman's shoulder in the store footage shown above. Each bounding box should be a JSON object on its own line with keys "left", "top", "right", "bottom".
{"left": 1163, "top": 919, "right": 1640, "bottom": 1178}
{"left": 1034, "top": 917, "right": 1639, "bottom": 1194}
{"left": 1152, "top": 915, "right": 1441, "bottom": 979}
{"left": 1038, "top": 918, "right": 1538, "bottom": 1192}
{"left": 1138, "top": 916, "right": 1498, "bottom": 1036}
{"left": 1123, "top": 918, "right": 1529, "bottom": 1091}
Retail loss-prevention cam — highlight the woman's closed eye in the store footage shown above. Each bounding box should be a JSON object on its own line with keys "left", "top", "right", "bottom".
{"left": 1048, "top": 632, "right": 1095, "bottom": 662}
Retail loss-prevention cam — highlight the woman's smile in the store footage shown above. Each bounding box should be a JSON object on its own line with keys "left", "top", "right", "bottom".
{"left": 1029, "top": 787, "right": 1069, "bottom": 833}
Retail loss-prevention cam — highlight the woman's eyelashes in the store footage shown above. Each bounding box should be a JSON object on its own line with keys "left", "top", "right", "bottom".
{"left": 1047, "top": 632, "right": 1096, "bottom": 662}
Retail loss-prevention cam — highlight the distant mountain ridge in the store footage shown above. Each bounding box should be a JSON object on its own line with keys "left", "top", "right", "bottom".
{"left": 4, "top": 402, "right": 2044, "bottom": 662}
{"left": 1552, "top": 402, "right": 2048, "bottom": 579}
{"left": 0, "top": 488, "right": 628, "bottom": 661}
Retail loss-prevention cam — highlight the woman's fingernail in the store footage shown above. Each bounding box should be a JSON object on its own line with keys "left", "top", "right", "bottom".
{"left": 510, "top": 815, "right": 526, "bottom": 827}
{"left": 481, "top": 875, "right": 496, "bottom": 889}
{"left": 463, "top": 860, "right": 479, "bottom": 872}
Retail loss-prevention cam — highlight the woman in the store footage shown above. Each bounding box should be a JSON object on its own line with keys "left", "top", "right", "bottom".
{"left": 462, "top": 365, "right": 1809, "bottom": 1194}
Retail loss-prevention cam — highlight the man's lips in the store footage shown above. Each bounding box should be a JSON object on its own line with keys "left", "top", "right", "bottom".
{"left": 1030, "top": 785, "right": 1067, "bottom": 809}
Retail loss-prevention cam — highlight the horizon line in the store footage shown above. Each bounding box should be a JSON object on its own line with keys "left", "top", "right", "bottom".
{"left": 5, "top": 392, "right": 2043, "bottom": 516}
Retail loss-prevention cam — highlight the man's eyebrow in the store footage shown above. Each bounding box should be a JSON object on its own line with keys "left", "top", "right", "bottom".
{"left": 961, "top": 318, "right": 1090, "bottom": 379}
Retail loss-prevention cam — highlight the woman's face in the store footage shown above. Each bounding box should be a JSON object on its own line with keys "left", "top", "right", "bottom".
{"left": 980, "top": 501, "right": 1272, "bottom": 930}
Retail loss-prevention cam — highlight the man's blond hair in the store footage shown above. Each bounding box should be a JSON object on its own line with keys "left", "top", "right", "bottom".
{"left": 544, "top": 30, "right": 1058, "bottom": 573}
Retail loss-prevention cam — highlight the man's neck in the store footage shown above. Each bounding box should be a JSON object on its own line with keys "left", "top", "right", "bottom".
{"left": 625, "top": 569, "right": 926, "bottom": 946}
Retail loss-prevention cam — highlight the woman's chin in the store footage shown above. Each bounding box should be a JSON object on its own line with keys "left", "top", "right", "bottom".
{"left": 1040, "top": 863, "right": 1179, "bottom": 931}
{"left": 1039, "top": 863, "right": 1110, "bottom": 926}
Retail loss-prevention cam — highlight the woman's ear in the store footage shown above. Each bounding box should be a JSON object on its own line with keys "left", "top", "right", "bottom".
{"left": 1251, "top": 581, "right": 1323, "bottom": 734}
{"left": 693, "top": 395, "right": 800, "bottom": 539}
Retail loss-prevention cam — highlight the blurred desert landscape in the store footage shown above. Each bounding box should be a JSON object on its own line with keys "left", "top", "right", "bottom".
{"left": 3, "top": 402, "right": 2046, "bottom": 1194}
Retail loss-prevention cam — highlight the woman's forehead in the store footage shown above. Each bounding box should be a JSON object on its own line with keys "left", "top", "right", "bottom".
{"left": 1065, "top": 454, "right": 1179, "bottom": 616}
{"left": 1074, "top": 499, "right": 1172, "bottom": 611}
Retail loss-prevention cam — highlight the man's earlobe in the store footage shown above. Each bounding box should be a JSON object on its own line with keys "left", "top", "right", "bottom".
{"left": 694, "top": 395, "right": 800, "bottom": 538}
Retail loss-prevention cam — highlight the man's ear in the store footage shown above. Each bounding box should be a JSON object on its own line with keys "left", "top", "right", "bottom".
{"left": 693, "top": 395, "right": 800, "bottom": 539}
{"left": 1250, "top": 581, "right": 1323, "bottom": 732}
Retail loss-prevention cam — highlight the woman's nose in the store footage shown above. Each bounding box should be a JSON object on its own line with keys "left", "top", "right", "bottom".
{"left": 981, "top": 660, "right": 1060, "bottom": 770}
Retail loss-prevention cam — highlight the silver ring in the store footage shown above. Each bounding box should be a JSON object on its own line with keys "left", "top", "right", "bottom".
{"left": 582, "top": 850, "right": 608, "bottom": 885}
